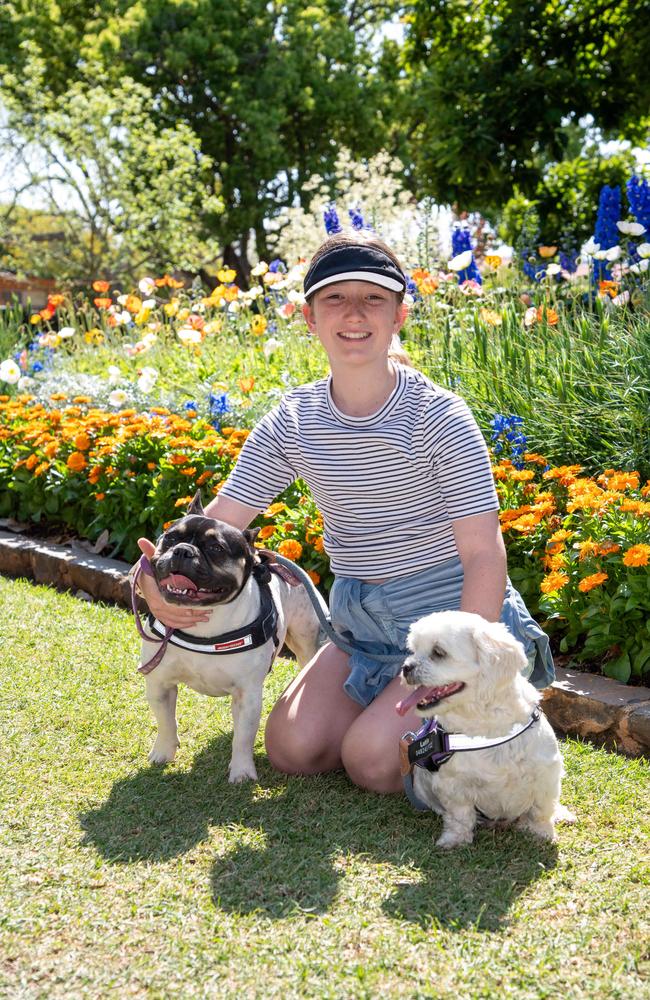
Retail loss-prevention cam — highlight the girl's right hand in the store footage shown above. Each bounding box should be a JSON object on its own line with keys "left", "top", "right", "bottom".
{"left": 136, "top": 537, "right": 211, "bottom": 629}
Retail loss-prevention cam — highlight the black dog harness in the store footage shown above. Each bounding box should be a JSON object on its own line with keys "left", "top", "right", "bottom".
{"left": 400, "top": 709, "right": 541, "bottom": 812}
{"left": 132, "top": 556, "right": 280, "bottom": 674}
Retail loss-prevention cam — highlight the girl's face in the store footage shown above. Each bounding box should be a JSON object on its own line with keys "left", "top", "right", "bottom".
{"left": 301, "top": 281, "right": 406, "bottom": 367}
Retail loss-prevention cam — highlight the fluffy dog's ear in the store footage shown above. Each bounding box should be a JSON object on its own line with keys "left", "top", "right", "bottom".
{"left": 473, "top": 620, "right": 527, "bottom": 691}
{"left": 186, "top": 490, "right": 205, "bottom": 516}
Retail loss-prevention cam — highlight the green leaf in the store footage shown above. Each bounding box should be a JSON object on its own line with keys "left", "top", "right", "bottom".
{"left": 603, "top": 653, "right": 631, "bottom": 684}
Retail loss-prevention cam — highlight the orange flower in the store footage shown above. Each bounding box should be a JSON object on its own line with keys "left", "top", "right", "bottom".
{"left": 258, "top": 525, "right": 276, "bottom": 541}
{"left": 576, "top": 539, "right": 599, "bottom": 561}
{"left": 419, "top": 276, "right": 438, "bottom": 295}
{"left": 73, "top": 432, "right": 91, "bottom": 451}
{"left": 94, "top": 297, "right": 112, "bottom": 310}
{"left": 484, "top": 255, "right": 502, "bottom": 269}
{"left": 536, "top": 305, "right": 559, "bottom": 325}
{"left": 578, "top": 572, "right": 608, "bottom": 593}
{"left": 180, "top": 467, "right": 197, "bottom": 476}
{"left": 66, "top": 451, "right": 87, "bottom": 472}
{"left": 265, "top": 502, "right": 287, "bottom": 517}
{"left": 622, "top": 544, "right": 650, "bottom": 567}
{"left": 277, "top": 539, "right": 303, "bottom": 561}
{"left": 125, "top": 294, "right": 142, "bottom": 314}
{"left": 34, "top": 462, "right": 49, "bottom": 477}
{"left": 25, "top": 453, "right": 39, "bottom": 471}
{"left": 508, "top": 469, "right": 535, "bottom": 482}
{"left": 524, "top": 452, "right": 548, "bottom": 465}
{"left": 538, "top": 246, "right": 557, "bottom": 258}
{"left": 196, "top": 470, "right": 213, "bottom": 486}
{"left": 540, "top": 571, "right": 570, "bottom": 594}
{"left": 238, "top": 377, "right": 255, "bottom": 393}
{"left": 47, "top": 294, "right": 65, "bottom": 308}
{"left": 39, "top": 306, "right": 55, "bottom": 321}
{"left": 307, "top": 570, "right": 321, "bottom": 585}
{"left": 598, "top": 280, "right": 619, "bottom": 299}
{"left": 92, "top": 280, "right": 110, "bottom": 293}
{"left": 479, "top": 308, "right": 503, "bottom": 326}
{"left": 170, "top": 454, "right": 189, "bottom": 465}
{"left": 597, "top": 540, "right": 620, "bottom": 556}
{"left": 95, "top": 493, "right": 106, "bottom": 501}
{"left": 174, "top": 496, "right": 194, "bottom": 508}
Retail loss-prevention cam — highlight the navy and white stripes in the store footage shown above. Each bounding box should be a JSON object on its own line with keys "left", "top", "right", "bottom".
{"left": 220, "top": 365, "right": 498, "bottom": 579}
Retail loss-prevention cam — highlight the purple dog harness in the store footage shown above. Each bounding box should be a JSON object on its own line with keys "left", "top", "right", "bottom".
{"left": 400, "top": 709, "right": 541, "bottom": 812}
{"left": 131, "top": 555, "right": 281, "bottom": 674}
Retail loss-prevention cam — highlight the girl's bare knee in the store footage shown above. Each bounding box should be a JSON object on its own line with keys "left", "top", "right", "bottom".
{"left": 264, "top": 704, "right": 340, "bottom": 775}
{"left": 340, "top": 726, "right": 402, "bottom": 794}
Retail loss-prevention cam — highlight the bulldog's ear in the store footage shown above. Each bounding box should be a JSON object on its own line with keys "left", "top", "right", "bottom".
{"left": 186, "top": 490, "right": 205, "bottom": 516}
{"left": 243, "top": 527, "right": 260, "bottom": 550}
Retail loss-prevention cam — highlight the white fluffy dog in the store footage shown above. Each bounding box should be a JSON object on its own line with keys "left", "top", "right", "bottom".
{"left": 397, "top": 610, "right": 574, "bottom": 849}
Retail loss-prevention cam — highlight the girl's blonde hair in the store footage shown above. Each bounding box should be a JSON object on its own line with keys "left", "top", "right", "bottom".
{"left": 307, "top": 230, "right": 413, "bottom": 367}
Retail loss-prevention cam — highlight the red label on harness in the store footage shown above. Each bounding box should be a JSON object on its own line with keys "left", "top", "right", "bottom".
{"left": 214, "top": 636, "right": 250, "bottom": 651}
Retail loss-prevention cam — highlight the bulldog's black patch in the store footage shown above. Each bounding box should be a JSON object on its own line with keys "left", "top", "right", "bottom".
{"left": 151, "top": 493, "right": 261, "bottom": 606}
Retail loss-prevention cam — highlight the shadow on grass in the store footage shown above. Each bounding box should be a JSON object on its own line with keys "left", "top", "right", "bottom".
{"left": 80, "top": 733, "right": 557, "bottom": 930}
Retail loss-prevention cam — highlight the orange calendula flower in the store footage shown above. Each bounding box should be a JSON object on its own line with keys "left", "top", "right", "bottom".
{"left": 196, "top": 470, "right": 213, "bottom": 486}
{"left": 540, "top": 571, "right": 570, "bottom": 594}
{"left": 622, "top": 544, "right": 650, "bottom": 567}
{"left": 277, "top": 539, "right": 303, "bottom": 561}
{"left": 536, "top": 305, "right": 559, "bottom": 325}
{"left": 524, "top": 452, "right": 548, "bottom": 465}
{"left": 307, "top": 570, "right": 321, "bottom": 585}
{"left": 508, "top": 469, "right": 535, "bottom": 482}
{"left": 34, "top": 462, "right": 49, "bottom": 477}
{"left": 25, "top": 453, "right": 39, "bottom": 471}
{"left": 73, "top": 432, "right": 91, "bottom": 451}
{"left": 95, "top": 493, "right": 106, "bottom": 501}
{"left": 180, "top": 467, "right": 197, "bottom": 476}
{"left": 578, "top": 572, "right": 608, "bottom": 593}
{"left": 238, "top": 377, "right": 255, "bottom": 393}
{"left": 576, "top": 539, "right": 599, "bottom": 560}
{"left": 174, "top": 496, "right": 194, "bottom": 508}
{"left": 264, "top": 502, "right": 287, "bottom": 517}
{"left": 598, "top": 280, "right": 619, "bottom": 298}
{"left": 66, "top": 451, "right": 87, "bottom": 472}
{"left": 545, "top": 540, "right": 565, "bottom": 556}
{"left": 170, "top": 454, "right": 189, "bottom": 465}
{"left": 597, "top": 540, "right": 620, "bottom": 556}
{"left": 258, "top": 525, "right": 276, "bottom": 541}
{"left": 92, "top": 280, "right": 110, "bottom": 293}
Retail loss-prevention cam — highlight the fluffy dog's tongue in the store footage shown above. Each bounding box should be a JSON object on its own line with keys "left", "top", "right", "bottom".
{"left": 396, "top": 686, "right": 435, "bottom": 717}
{"left": 158, "top": 574, "right": 198, "bottom": 591}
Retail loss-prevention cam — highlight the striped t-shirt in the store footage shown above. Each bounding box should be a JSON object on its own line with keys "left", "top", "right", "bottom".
{"left": 220, "top": 364, "right": 499, "bottom": 579}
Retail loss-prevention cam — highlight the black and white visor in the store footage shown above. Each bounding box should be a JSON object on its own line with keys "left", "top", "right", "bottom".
{"left": 303, "top": 244, "right": 406, "bottom": 298}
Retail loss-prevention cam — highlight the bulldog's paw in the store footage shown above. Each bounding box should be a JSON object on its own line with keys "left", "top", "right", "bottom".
{"left": 228, "top": 760, "right": 258, "bottom": 783}
{"left": 148, "top": 738, "right": 179, "bottom": 764}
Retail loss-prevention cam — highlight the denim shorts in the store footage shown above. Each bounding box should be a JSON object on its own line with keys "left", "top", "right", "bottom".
{"left": 329, "top": 557, "right": 555, "bottom": 707}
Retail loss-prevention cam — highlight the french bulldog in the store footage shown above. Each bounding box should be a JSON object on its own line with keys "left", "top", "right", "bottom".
{"left": 137, "top": 492, "right": 326, "bottom": 782}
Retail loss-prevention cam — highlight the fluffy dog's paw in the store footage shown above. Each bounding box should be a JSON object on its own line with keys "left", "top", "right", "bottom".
{"left": 436, "top": 830, "right": 474, "bottom": 849}
{"left": 553, "top": 803, "right": 577, "bottom": 825}
{"left": 148, "top": 739, "right": 179, "bottom": 764}
{"left": 228, "top": 761, "right": 258, "bottom": 784}
{"left": 516, "top": 816, "right": 557, "bottom": 841}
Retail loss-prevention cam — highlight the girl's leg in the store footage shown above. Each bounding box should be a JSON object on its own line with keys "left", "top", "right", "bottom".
{"left": 341, "top": 673, "right": 420, "bottom": 794}
{"left": 264, "top": 642, "right": 363, "bottom": 774}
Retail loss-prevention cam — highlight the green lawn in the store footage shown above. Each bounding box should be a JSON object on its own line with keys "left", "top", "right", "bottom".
{"left": 1, "top": 576, "right": 648, "bottom": 999}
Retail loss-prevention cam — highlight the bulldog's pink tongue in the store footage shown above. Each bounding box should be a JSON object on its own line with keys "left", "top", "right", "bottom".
{"left": 159, "top": 574, "right": 198, "bottom": 591}
{"left": 396, "top": 686, "right": 434, "bottom": 717}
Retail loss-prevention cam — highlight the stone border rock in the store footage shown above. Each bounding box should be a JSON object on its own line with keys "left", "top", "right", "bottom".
{"left": 1, "top": 530, "right": 649, "bottom": 757}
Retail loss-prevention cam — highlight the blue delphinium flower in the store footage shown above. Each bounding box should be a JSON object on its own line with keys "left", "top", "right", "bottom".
{"left": 183, "top": 400, "right": 198, "bottom": 415}
{"left": 405, "top": 276, "right": 420, "bottom": 301}
{"left": 593, "top": 184, "right": 621, "bottom": 283}
{"left": 348, "top": 206, "right": 365, "bottom": 231}
{"left": 451, "top": 227, "right": 482, "bottom": 285}
{"left": 208, "top": 391, "right": 230, "bottom": 430}
{"left": 627, "top": 174, "right": 650, "bottom": 232}
{"left": 490, "top": 414, "right": 527, "bottom": 469}
{"left": 323, "top": 204, "right": 342, "bottom": 235}
{"left": 559, "top": 247, "right": 578, "bottom": 274}
{"left": 268, "top": 259, "right": 287, "bottom": 274}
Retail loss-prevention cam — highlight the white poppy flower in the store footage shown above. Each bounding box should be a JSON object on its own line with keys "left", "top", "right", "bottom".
{"left": 177, "top": 327, "right": 202, "bottom": 345}
{"left": 108, "top": 389, "right": 128, "bottom": 407}
{"left": 17, "top": 375, "right": 35, "bottom": 391}
{"left": 138, "top": 277, "right": 156, "bottom": 295}
{"left": 58, "top": 326, "right": 75, "bottom": 338}
{"left": 546, "top": 263, "right": 562, "bottom": 276}
{"left": 448, "top": 250, "right": 473, "bottom": 271}
{"left": 616, "top": 221, "right": 646, "bottom": 236}
{"left": 251, "top": 261, "right": 268, "bottom": 277}
{"left": 637, "top": 243, "right": 650, "bottom": 259}
{"left": 263, "top": 337, "right": 282, "bottom": 359}
{"left": 581, "top": 237, "right": 600, "bottom": 256}
{"left": 524, "top": 307, "right": 538, "bottom": 327}
{"left": 117, "top": 294, "right": 129, "bottom": 307}
{"left": 605, "top": 245, "right": 622, "bottom": 261}
{"left": 287, "top": 289, "right": 305, "bottom": 305}
{"left": 139, "top": 366, "right": 158, "bottom": 382}
{"left": 0, "top": 359, "right": 21, "bottom": 384}
{"left": 141, "top": 297, "right": 157, "bottom": 310}
{"left": 107, "top": 365, "right": 121, "bottom": 385}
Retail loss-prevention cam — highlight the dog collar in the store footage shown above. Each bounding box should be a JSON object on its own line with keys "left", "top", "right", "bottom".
{"left": 132, "top": 560, "right": 279, "bottom": 674}
{"left": 400, "top": 709, "right": 541, "bottom": 812}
